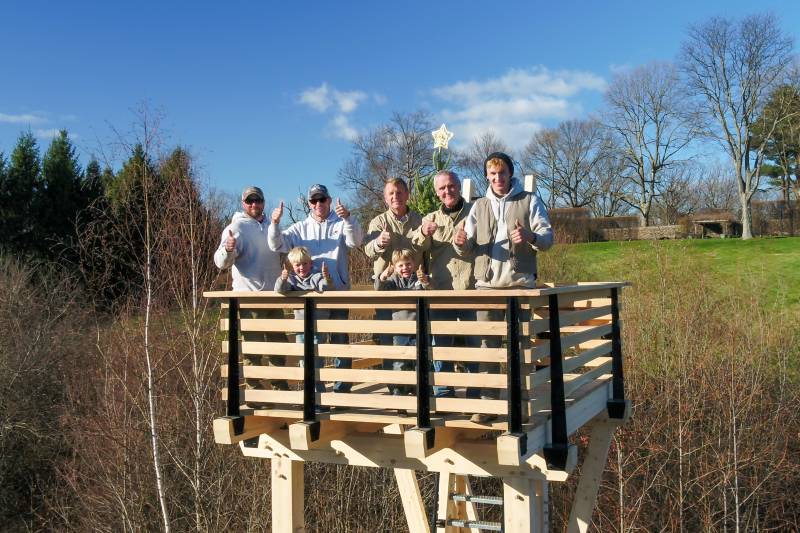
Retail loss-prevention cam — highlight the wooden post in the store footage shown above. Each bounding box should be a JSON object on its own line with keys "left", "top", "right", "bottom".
{"left": 524, "top": 174, "right": 536, "bottom": 193}
{"left": 271, "top": 457, "right": 304, "bottom": 533}
{"left": 567, "top": 419, "right": 617, "bottom": 533}
{"left": 503, "top": 476, "right": 547, "bottom": 533}
{"left": 395, "top": 468, "right": 431, "bottom": 533}
{"left": 462, "top": 178, "right": 475, "bottom": 201}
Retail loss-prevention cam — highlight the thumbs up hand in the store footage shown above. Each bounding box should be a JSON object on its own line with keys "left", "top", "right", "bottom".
{"left": 271, "top": 201, "right": 284, "bottom": 224}
{"left": 417, "top": 265, "right": 430, "bottom": 287}
{"left": 510, "top": 218, "right": 533, "bottom": 244}
{"left": 379, "top": 263, "right": 394, "bottom": 282}
{"left": 453, "top": 220, "right": 468, "bottom": 246}
{"left": 334, "top": 198, "right": 350, "bottom": 219}
{"left": 421, "top": 220, "right": 438, "bottom": 237}
{"left": 225, "top": 229, "right": 237, "bottom": 252}
{"left": 321, "top": 261, "right": 331, "bottom": 281}
{"left": 281, "top": 264, "right": 290, "bottom": 281}
{"left": 377, "top": 222, "right": 392, "bottom": 248}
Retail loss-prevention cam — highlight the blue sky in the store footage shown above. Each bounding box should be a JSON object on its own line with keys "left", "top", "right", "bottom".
{"left": 1, "top": 1, "right": 798, "bottom": 208}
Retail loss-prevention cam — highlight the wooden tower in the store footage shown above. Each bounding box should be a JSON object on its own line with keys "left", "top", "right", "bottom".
{"left": 206, "top": 283, "right": 630, "bottom": 532}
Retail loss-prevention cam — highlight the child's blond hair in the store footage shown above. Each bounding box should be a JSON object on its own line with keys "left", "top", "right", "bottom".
{"left": 287, "top": 246, "right": 312, "bottom": 264}
{"left": 391, "top": 248, "right": 415, "bottom": 265}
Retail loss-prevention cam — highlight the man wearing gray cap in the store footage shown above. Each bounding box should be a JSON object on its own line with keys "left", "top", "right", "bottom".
{"left": 214, "top": 186, "right": 288, "bottom": 396}
{"left": 269, "top": 184, "right": 363, "bottom": 393}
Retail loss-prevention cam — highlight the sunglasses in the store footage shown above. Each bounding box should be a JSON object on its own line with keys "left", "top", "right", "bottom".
{"left": 244, "top": 197, "right": 264, "bottom": 205}
{"left": 309, "top": 197, "right": 328, "bottom": 205}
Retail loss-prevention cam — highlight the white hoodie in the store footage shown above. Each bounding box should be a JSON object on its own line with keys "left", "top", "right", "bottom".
{"left": 458, "top": 178, "right": 553, "bottom": 288}
{"left": 214, "top": 212, "right": 282, "bottom": 291}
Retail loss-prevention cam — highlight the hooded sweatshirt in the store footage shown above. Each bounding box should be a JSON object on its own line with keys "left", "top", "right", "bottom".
{"left": 268, "top": 210, "right": 363, "bottom": 289}
{"left": 454, "top": 178, "right": 553, "bottom": 288}
{"left": 214, "top": 212, "right": 282, "bottom": 291}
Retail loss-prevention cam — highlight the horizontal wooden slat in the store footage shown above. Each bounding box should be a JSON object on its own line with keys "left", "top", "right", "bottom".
{"left": 226, "top": 341, "right": 511, "bottom": 363}
{"left": 564, "top": 362, "right": 612, "bottom": 397}
{"left": 224, "top": 366, "right": 513, "bottom": 388}
{"left": 226, "top": 389, "right": 509, "bottom": 414}
{"left": 531, "top": 341, "right": 612, "bottom": 386}
{"left": 222, "top": 318, "right": 524, "bottom": 336}
{"left": 530, "top": 305, "right": 612, "bottom": 331}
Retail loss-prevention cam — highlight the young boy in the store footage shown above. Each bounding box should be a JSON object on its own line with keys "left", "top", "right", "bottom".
{"left": 375, "top": 249, "right": 430, "bottom": 397}
{"left": 275, "top": 246, "right": 331, "bottom": 394}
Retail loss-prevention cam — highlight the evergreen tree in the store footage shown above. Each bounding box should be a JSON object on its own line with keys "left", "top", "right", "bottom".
{"left": 36, "top": 130, "right": 83, "bottom": 257}
{"left": 0, "top": 132, "right": 40, "bottom": 254}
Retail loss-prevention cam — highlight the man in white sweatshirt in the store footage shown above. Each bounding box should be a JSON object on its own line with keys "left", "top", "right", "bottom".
{"left": 268, "top": 183, "right": 363, "bottom": 393}
{"left": 454, "top": 152, "right": 554, "bottom": 422}
{"left": 214, "top": 186, "right": 288, "bottom": 395}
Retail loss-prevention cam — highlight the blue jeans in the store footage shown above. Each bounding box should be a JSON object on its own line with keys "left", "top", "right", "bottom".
{"left": 386, "top": 333, "right": 415, "bottom": 395}
{"left": 432, "top": 309, "right": 480, "bottom": 398}
{"left": 296, "top": 333, "right": 327, "bottom": 393}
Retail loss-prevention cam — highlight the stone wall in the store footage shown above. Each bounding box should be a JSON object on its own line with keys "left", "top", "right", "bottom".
{"left": 598, "top": 225, "right": 686, "bottom": 241}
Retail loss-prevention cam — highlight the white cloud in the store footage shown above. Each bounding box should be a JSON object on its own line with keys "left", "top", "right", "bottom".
{"left": 330, "top": 114, "right": 358, "bottom": 141}
{"left": 298, "top": 83, "right": 368, "bottom": 114}
{"left": 34, "top": 129, "right": 78, "bottom": 140}
{"left": 431, "top": 66, "right": 606, "bottom": 150}
{"left": 0, "top": 112, "right": 47, "bottom": 124}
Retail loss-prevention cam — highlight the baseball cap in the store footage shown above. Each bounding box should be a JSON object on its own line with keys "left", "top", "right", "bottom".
{"left": 241, "top": 186, "right": 264, "bottom": 202}
{"left": 307, "top": 184, "right": 330, "bottom": 200}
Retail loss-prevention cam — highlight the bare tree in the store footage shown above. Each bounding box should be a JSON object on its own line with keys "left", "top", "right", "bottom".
{"left": 591, "top": 145, "right": 630, "bottom": 217}
{"left": 453, "top": 131, "right": 511, "bottom": 198}
{"left": 522, "top": 119, "right": 608, "bottom": 209}
{"left": 695, "top": 161, "right": 740, "bottom": 212}
{"left": 680, "top": 13, "right": 795, "bottom": 238}
{"left": 604, "top": 61, "right": 697, "bottom": 226}
{"left": 651, "top": 162, "right": 700, "bottom": 224}
{"left": 336, "top": 111, "right": 434, "bottom": 220}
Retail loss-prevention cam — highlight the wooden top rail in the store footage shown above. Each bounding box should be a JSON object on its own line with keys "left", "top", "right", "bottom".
{"left": 207, "top": 282, "right": 630, "bottom": 472}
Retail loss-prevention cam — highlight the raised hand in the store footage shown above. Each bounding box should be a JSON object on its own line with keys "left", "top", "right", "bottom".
{"left": 453, "top": 220, "right": 467, "bottom": 246}
{"left": 417, "top": 265, "right": 430, "bottom": 286}
{"left": 225, "top": 229, "right": 237, "bottom": 252}
{"left": 281, "top": 265, "right": 289, "bottom": 281}
{"left": 377, "top": 222, "right": 392, "bottom": 248}
{"left": 510, "top": 219, "right": 533, "bottom": 244}
{"left": 421, "top": 220, "right": 438, "bottom": 237}
{"left": 380, "top": 263, "right": 394, "bottom": 281}
{"left": 271, "top": 201, "right": 284, "bottom": 224}
{"left": 334, "top": 198, "right": 350, "bottom": 219}
{"left": 321, "top": 261, "right": 330, "bottom": 280}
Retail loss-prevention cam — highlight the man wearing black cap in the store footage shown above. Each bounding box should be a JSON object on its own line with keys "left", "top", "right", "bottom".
{"left": 214, "top": 186, "right": 288, "bottom": 397}
{"left": 453, "top": 153, "right": 553, "bottom": 423}
{"left": 268, "top": 184, "right": 363, "bottom": 393}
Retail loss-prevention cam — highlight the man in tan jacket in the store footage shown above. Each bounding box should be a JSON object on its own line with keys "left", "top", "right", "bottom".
{"left": 412, "top": 170, "right": 478, "bottom": 398}
{"left": 364, "top": 178, "right": 425, "bottom": 389}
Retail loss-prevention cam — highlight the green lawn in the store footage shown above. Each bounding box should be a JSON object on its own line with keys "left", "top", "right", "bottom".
{"left": 560, "top": 236, "right": 800, "bottom": 309}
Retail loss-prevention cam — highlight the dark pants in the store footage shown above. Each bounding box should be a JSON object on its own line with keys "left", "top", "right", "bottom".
{"left": 241, "top": 308, "right": 288, "bottom": 391}
{"left": 329, "top": 308, "right": 352, "bottom": 393}
{"left": 432, "top": 309, "right": 480, "bottom": 398}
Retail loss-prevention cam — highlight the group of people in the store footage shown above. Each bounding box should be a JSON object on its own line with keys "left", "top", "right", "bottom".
{"left": 213, "top": 152, "right": 554, "bottom": 423}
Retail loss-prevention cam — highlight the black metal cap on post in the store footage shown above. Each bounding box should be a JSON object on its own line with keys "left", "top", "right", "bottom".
{"left": 303, "top": 298, "right": 321, "bottom": 441}
{"left": 504, "top": 296, "right": 527, "bottom": 455}
{"left": 543, "top": 293, "right": 570, "bottom": 470}
{"left": 415, "top": 297, "right": 434, "bottom": 449}
{"left": 225, "top": 298, "right": 244, "bottom": 435}
{"left": 607, "top": 287, "right": 627, "bottom": 419}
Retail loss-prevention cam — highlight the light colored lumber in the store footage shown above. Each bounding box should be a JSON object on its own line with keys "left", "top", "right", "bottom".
{"left": 564, "top": 362, "right": 612, "bottom": 398}
{"left": 404, "top": 427, "right": 460, "bottom": 459}
{"left": 224, "top": 318, "right": 519, "bottom": 337}
{"left": 532, "top": 341, "right": 612, "bottom": 387}
{"left": 289, "top": 420, "right": 350, "bottom": 451}
{"left": 271, "top": 456, "right": 304, "bottom": 533}
{"left": 567, "top": 418, "right": 618, "bottom": 533}
{"left": 394, "top": 468, "right": 431, "bottom": 533}
{"left": 503, "top": 476, "right": 546, "bottom": 533}
{"left": 212, "top": 416, "right": 283, "bottom": 445}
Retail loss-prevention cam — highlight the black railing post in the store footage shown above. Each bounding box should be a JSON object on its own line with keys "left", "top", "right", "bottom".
{"left": 505, "top": 297, "right": 527, "bottom": 454}
{"left": 415, "top": 297, "right": 435, "bottom": 449}
{"left": 303, "top": 298, "right": 320, "bottom": 441}
{"left": 543, "top": 293, "right": 570, "bottom": 470}
{"left": 225, "top": 298, "right": 244, "bottom": 435}
{"left": 607, "top": 288, "right": 627, "bottom": 419}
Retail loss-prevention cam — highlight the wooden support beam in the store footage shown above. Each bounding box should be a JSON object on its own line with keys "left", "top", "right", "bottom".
{"left": 567, "top": 418, "right": 619, "bottom": 533}
{"left": 212, "top": 416, "right": 283, "bottom": 445}
{"left": 271, "top": 456, "right": 304, "bottom": 533}
{"left": 503, "top": 477, "right": 548, "bottom": 533}
{"left": 289, "top": 420, "right": 349, "bottom": 451}
{"left": 394, "top": 468, "right": 431, "bottom": 533}
{"left": 404, "top": 427, "right": 460, "bottom": 459}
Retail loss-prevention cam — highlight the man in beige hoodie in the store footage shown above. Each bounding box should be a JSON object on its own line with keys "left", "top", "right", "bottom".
{"left": 454, "top": 153, "right": 554, "bottom": 422}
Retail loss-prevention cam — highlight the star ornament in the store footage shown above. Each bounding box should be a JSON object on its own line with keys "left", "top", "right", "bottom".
{"left": 431, "top": 124, "right": 454, "bottom": 150}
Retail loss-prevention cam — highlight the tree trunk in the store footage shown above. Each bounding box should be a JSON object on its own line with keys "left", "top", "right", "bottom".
{"left": 739, "top": 193, "right": 753, "bottom": 239}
